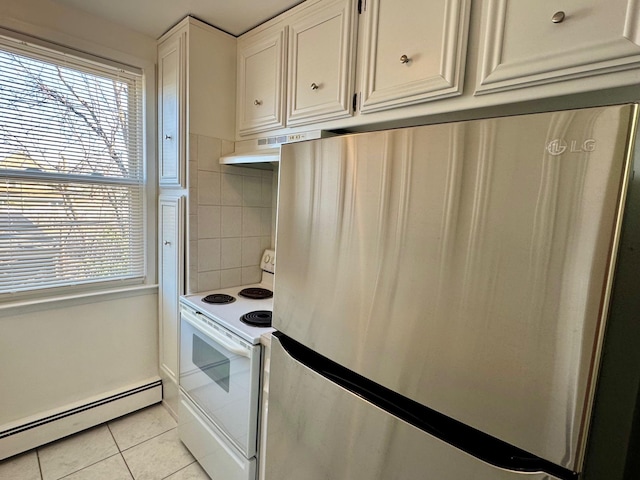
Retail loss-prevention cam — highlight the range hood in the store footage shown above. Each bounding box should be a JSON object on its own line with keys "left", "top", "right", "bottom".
{"left": 220, "top": 131, "right": 333, "bottom": 165}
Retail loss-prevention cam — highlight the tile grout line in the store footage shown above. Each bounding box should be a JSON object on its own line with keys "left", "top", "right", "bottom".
{"left": 35, "top": 449, "right": 44, "bottom": 480}
{"left": 118, "top": 426, "right": 189, "bottom": 480}
{"left": 159, "top": 460, "right": 200, "bottom": 480}
{"left": 107, "top": 422, "right": 135, "bottom": 479}
{"left": 57, "top": 453, "right": 122, "bottom": 480}
{"left": 118, "top": 425, "right": 179, "bottom": 454}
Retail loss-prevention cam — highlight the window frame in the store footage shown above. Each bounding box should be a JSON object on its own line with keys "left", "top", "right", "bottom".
{"left": 0, "top": 29, "right": 150, "bottom": 302}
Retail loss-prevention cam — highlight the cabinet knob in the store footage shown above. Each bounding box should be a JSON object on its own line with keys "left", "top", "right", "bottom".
{"left": 400, "top": 54, "right": 411, "bottom": 64}
{"left": 551, "top": 11, "right": 565, "bottom": 23}
{"left": 164, "top": 134, "right": 172, "bottom": 140}
{"left": 310, "top": 82, "right": 319, "bottom": 90}
{"left": 164, "top": 240, "right": 171, "bottom": 246}
{"left": 254, "top": 99, "right": 262, "bottom": 106}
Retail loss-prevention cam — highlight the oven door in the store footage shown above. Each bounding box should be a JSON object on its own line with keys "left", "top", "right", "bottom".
{"left": 179, "top": 305, "right": 261, "bottom": 458}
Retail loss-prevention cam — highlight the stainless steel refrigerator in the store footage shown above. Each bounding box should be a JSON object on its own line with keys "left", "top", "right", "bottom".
{"left": 266, "top": 104, "right": 640, "bottom": 479}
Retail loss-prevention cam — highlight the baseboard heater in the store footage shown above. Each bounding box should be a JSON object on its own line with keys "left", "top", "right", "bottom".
{"left": 0, "top": 377, "right": 162, "bottom": 460}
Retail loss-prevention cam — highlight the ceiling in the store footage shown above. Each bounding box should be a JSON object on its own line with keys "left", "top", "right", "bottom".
{"left": 51, "top": 0, "right": 304, "bottom": 38}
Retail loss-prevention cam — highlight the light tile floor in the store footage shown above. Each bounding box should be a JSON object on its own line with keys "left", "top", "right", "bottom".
{"left": 0, "top": 404, "right": 211, "bottom": 480}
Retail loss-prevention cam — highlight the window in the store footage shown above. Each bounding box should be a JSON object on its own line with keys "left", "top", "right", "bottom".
{"left": 0, "top": 34, "right": 145, "bottom": 296}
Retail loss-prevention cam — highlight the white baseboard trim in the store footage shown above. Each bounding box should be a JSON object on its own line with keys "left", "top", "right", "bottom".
{"left": 0, "top": 377, "right": 162, "bottom": 460}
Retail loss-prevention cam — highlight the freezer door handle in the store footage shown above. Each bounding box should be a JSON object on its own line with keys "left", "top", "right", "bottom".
{"left": 275, "top": 332, "right": 579, "bottom": 480}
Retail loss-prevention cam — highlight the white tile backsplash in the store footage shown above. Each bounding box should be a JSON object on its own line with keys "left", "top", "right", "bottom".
{"left": 221, "top": 206, "right": 243, "bottom": 238}
{"left": 198, "top": 271, "right": 221, "bottom": 291}
{"left": 188, "top": 214, "right": 197, "bottom": 240}
{"left": 188, "top": 160, "right": 198, "bottom": 186}
{"left": 242, "top": 176, "right": 262, "bottom": 207}
{"left": 189, "top": 133, "right": 198, "bottom": 163}
{"left": 221, "top": 238, "right": 242, "bottom": 269}
{"left": 241, "top": 266, "right": 261, "bottom": 285}
{"left": 261, "top": 236, "right": 271, "bottom": 252}
{"left": 197, "top": 239, "right": 221, "bottom": 272}
{"left": 188, "top": 241, "right": 198, "bottom": 268}
{"left": 197, "top": 171, "right": 221, "bottom": 205}
{"left": 261, "top": 208, "right": 272, "bottom": 236}
{"left": 188, "top": 270, "right": 198, "bottom": 294}
{"left": 186, "top": 134, "right": 276, "bottom": 293}
{"left": 242, "top": 207, "right": 263, "bottom": 237}
{"left": 261, "top": 176, "right": 273, "bottom": 207}
{"left": 188, "top": 187, "right": 197, "bottom": 212}
{"left": 221, "top": 173, "right": 243, "bottom": 206}
{"left": 241, "top": 237, "right": 262, "bottom": 267}
{"left": 220, "top": 268, "right": 242, "bottom": 288}
{"left": 197, "top": 206, "right": 221, "bottom": 239}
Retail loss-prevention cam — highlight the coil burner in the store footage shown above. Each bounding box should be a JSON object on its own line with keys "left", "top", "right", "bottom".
{"left": 202, "top": 293, "right": 236, "bottom": 304}
{"left": 238, "top": 287, "right": 273, "bottom": 300}
{"left": 240, "top": 310, "right": 272, "bottom": 327}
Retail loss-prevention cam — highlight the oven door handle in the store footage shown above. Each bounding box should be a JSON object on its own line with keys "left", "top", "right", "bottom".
{"left": 181, "top": 309, "right": 251, "bottom": 359}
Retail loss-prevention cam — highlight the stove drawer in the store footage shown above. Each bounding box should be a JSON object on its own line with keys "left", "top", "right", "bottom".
{"left": 179, "top": 393, "right": 257, "bottom": 480}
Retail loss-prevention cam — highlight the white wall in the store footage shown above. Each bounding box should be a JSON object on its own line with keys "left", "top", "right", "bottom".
{"left": 0, "top": 291, "right": 159, "bottom": 425}
{"left": 0, "top": 0, "right": 157, "bottom": 63}
{"left": 0, "top": 0, "right": 160, "bottom": 428}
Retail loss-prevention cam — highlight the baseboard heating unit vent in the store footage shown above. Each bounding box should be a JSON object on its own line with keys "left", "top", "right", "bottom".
{"left": 0, "top": 377, "right": 162, "bottom": 460}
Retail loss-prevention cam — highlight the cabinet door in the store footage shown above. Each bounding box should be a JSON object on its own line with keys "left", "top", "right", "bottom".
{"left": 359, "top": 0, "right": 470, "bottom": 114}
{"left": 287, "top": 0, "right": 357, "bottom": 126}
{"left": 476, "top": 0, "right": 640, "bottom": 94}
{"left": 159, "top": 195, "right": 185, "bottom": 382}
{"left": 158, "top": 33, "right": 186, "bottom": 187}
{"left": 237, "top": 27, "right": 287, "bottom": 136}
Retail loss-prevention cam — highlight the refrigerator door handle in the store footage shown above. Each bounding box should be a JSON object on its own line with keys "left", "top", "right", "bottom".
{"left": 276, "top": 332, "right": 579, "bottom": 480}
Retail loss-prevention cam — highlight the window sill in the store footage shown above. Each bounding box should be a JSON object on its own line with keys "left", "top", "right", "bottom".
{"left": 0, "top": 284, "right": 159, "bottom": 317}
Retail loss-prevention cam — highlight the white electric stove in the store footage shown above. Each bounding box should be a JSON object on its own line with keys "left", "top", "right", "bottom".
{"left": 178, "top": 249, "right": 275, "bottom": 480}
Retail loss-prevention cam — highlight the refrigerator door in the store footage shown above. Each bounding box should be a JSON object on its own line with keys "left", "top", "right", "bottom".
{"left": 274, "top": 105, "right": 637, "bottom": 471}
{"left": 265, "top": 335, "right": 566, "bottom": 480}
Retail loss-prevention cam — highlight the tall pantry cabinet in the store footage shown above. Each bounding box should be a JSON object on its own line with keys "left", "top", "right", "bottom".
{"left": 157, "top": 17, "right": 236, "bottom": 417}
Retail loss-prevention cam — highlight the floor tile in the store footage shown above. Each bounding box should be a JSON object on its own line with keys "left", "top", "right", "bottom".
{"left": 108, "top": 404, "right": 177, "bottom": 451}
{"left": 62, "top": 454, "right": 132, "bottom": 480}
{"left": 0, "top": 450, "right": 41, "bottom": 480}
{"left": 122, "top": 429, "right": 194, "bottom": 480}
{"left": 37, "top": 425, "right": 118, "bottom": 480}
{"left": 164, "top": 462, "right": 210, "bottom": 480}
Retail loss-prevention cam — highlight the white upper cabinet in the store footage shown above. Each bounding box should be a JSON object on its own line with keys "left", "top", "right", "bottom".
{"left": 237, "top": 27, "right": 287, "bottom": 136}
{"left": 158, "top": 18, "right": 235, "bottom": 183}
{"left": 158, "top": 32, "right": 185, "bottom": 187}
{"left": 359, "top": 0, "right": 471, "bottom": 114}
{"left": 476, "top": 0, "right": 640, "bottom": 95}
{"left": 286, "top": 0, "right": 357, "bottom": 126}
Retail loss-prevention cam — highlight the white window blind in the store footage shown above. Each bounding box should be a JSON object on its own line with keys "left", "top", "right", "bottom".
{"left": 0, "top": 35, "right": 145, "bottom": 296}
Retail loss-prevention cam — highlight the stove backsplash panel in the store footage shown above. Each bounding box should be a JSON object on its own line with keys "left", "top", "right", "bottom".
{"left": 187, "top": 133, "right": 275, "bottom": 293}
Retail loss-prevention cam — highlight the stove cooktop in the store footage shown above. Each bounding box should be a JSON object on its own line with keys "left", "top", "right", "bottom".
{"left": 180, "top": 282, "right": 275, "bottom": 344}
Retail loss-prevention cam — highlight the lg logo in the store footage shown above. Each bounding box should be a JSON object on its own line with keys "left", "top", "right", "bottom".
{"left": 546, "top": 139, "right": 596, "bottom": 156}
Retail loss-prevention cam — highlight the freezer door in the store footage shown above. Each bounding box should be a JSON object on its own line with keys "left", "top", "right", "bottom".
{"left": 274, "top": 104, "right": 638, "bottom": 471}
{"left": 265, "top": 335, "right": 567, "bottom": 480}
